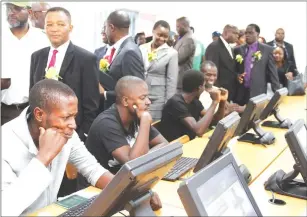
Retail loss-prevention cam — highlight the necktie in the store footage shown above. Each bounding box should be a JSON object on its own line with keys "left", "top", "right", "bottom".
{"left": 244, "top": 45, "right": 253, "bottom": 88}
{"left": 48, "top": 49, "right": 58, "bottom": 69}
{"left": 109, "top": 47, "right": 116, "bottom": 63}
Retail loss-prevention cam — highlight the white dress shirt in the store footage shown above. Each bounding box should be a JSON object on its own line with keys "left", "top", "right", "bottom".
{"left": 46, "top": 40, "right": 71, "bottom": 80}
{"left": 1, "top": 25, "right": 49, "bottom": 105}
{"left": 199, "top": 86, "right": 219, "bottom": 113}
{"left": 1, "top": 108, "right": 108, "bottom": 216}
{"left": 220, "top": 36, "right": 233, "bottom": 59}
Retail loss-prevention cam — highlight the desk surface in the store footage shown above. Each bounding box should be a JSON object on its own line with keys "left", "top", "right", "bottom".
{"left": 250, "top": 148, "right": 307, "bottom": 216}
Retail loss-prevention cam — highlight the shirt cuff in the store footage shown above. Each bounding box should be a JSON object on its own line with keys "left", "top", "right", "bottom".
{"left": 104, "top": 91, "right": 107, "bottom": 100}
{"left": 88, "top": 166, "right": 108, "bottom": 187}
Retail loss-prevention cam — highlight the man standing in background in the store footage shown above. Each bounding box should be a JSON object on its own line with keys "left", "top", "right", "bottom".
{"left": 205, "top": 24, "right": 239, "bottom": 102}
{"left": 267, "top": 28, "right": 297, "bottom": 68}
{"left": 190, "top": 26, "right": 206, "bottom": 71}
{"left": 30, "top": 1, "right": 50, "bottom": 30}
{"left": 174, "top": 17, "right": 196, "bottom": 92}
{"left": 1, "top": 1, "right": 48, "bottom": 125}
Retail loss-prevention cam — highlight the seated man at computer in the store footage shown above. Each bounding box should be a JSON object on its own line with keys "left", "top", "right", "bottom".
{"left": 2, "top": 80, "right": 114, "bottom": 216}
{"left": 159, "top": 69, "right": 228, "bottom": 142}
{"left": 199, "top": 61, "right": 245, "bottom": 114}
{"left": 78, "top": 76, "right": 168, "bottom": 189}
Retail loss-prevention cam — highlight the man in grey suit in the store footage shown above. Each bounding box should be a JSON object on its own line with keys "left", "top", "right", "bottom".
{"left": 100, "top": 10, "right": 145, "bottom": 109}
{"left": 234, "top": 24, "right": 280, "bottom": 107}
{"left": 174, "top": 17, "right": 196, "bottom": 92}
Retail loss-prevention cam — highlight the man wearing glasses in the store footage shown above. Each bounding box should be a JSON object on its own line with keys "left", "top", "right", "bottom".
{"left": 1, "top": 1, "right": 49, "bottom": 125}
{"left": 30, "top": 2, "right": 50, "bottom": 30}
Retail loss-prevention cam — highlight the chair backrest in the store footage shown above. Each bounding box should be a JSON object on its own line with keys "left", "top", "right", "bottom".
{"left": 171, "top": 135, "right": 190, "bottom": 145}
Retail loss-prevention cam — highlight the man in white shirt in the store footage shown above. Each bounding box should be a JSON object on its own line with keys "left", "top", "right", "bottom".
{"left": 2, "top": 79, "right": 114, "bottom": 216}
{"left": 205, "top": 24, "right": 239, "bottom": 102}
{"left": 1, "top": 1, "right": 49, "bottom": 125}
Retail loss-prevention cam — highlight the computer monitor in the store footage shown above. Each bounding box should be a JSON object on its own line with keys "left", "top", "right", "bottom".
{"left": 234, "top": 93, "right": 275, "bottom": 145}
{"left": 193, "top": 111, "right": 240, "bottom": 173}
{"left": 178, "top": 152, "right": 262, "bottom": 216}
{"left": 260, "top": 87, "right": 292, "bottom": 129}
{"left": 83, "top": 142, "right": 183, "bottom": 216}
{"left": 264, "top": 119, "right": 307, "bottom": 199}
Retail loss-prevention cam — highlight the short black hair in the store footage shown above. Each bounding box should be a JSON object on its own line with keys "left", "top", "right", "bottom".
{"left": 153, "top": 20, "right": 170, "bottom": 31}
{"left": 134, "top": 32, "right": 145, "bottom": 43}
{"left": 190, "top": 26, "right": 195, "bottom": 33}
{"left": 115, "top": 76, "right": 145, "bottom": 103}
{"left": 248, "top": 23, "right": 260, "bottom": 34}
{"left": 46, "top": 7, "right": 71, "bottom": 22}
{"left": 176, "top": 16, "right": 190, "bottom": 27}
{"left": 182, "top": 70, "right": 204, "bottom": 93}
{"left": 29, "top": 79, "right": 76, "bottom": 114}
{"left": 107, "top": 10, "right": 130, "bottom": 29}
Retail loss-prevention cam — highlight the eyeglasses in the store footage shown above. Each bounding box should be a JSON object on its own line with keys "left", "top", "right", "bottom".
{"left": 33, "top": 10, "right": 48, "bottom": 13}
{"left": 6, "top": 4, "right": 27, "bottom": 13}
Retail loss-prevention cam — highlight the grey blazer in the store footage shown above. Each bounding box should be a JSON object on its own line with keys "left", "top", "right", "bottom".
{"left": 140, "top": 43, "right": 178, "bottom": 121}
{"left": 174, "top": 31, "right": 196, "bottom": 90}
{"left": 234, "top": 43, "right": 280, "bottom": 100}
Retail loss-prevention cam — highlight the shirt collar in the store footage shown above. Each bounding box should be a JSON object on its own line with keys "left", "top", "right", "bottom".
{"left": 11, "top": 107, "right": 39, "bottom": 155}
{"left": 112, "top": 35, "right": 130, "bottom": 50}
{"left": 51, "top": 40, "right": 70, "bottom": 54}
{"left": 7, "top": 23, "right": 33, "bottom": 40}
{"left": 248, "top": 41, "right": 258, "bottom": 49}
{"left": 220, "top": 36, "right": 231, "bottom": 49}
{"left": 273, "top": 39, "right": 285, "bottom": 48}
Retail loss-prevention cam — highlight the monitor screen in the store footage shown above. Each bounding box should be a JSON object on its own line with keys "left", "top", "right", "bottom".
{"left": 297, "top": 125, "right": 307, "bottom": 156}
{"left": 196, "top": 164, "right": 257, "bottom": 216}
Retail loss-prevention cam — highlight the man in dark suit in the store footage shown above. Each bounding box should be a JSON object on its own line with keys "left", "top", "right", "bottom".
{"left": 174, "top": 17, "right": 196, "bottom": 92}
{"left": 100, "top": 10, "right": 145, "bottom": 109}
{"left": 205, "top": 24, "right": 239, "bottom": 102}
{"left": 234, "top": 24, "right": 280, "bottom": 107}
{"left": 267, "top": 28, "right": 296, "bottom": 68}
{"left": 30, "top": 7, "right": 99, "bottom": 142}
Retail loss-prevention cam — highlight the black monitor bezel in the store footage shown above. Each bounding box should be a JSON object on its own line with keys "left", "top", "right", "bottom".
{"left": 235, "top": 94, "right": 269, "bottom": 137}
{"left": 83, "top": 142, "right": 183, "bottom": 216}
{"left": 193, "top": 111, "right": 241, "bottom": 173}
{"left": 178, "top": 152, "right": 262, "bottom": 217}
{"left": 260, "top": 87, "right": 288, "bottom": 121}
{"left": 285, "top": 119, "right": 307, "bottom": 184}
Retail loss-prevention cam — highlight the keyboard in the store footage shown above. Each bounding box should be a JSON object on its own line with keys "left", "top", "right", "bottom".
{"left": 162, "top": 157, "right": 198, "bottom": 181}
{"left": 58, "top": 195, "right": 98, "bottom": 217}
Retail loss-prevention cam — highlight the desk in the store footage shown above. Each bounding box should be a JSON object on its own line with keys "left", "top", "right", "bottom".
{"left": 250, "top": 148, "right": 307, "bottom": 216}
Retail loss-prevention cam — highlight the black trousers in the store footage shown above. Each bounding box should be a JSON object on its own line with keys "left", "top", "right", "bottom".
{"left": 233, "top": 85, "right": 251, "bottom": 106}
{"left": 1, "top": 103, "right": 28, "bottom": 125}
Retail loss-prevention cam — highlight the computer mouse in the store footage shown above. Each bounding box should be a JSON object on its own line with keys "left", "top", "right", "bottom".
{"left": 239, "top": 164, "right": 252, "bottom": 184}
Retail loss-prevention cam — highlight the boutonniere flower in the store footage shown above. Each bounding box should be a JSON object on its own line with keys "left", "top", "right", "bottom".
{"left": 99, "top": 57, "right": 110, "bottom": 73}
{"left": 236, "top": 54, "right": 243, "bottom": 64}
{"left": 252, "top": 51, "right": 262, "bottom": 61}
{"left": 148, "top": 51, "right": 157, "bottom": 62}
{"left": 45, "top": 67, "right": 62, "bottom": 80}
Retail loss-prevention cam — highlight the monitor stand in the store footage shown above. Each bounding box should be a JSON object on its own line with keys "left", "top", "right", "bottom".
{"left": 125, "top": 191, "right": 156, "bottom": 216}
{"left": 264, "top": 164, "right": 307, "bottom": 200}
{"left": 238, "top": 120, "right": 275, "bottom": 145}
{"left": 262, "top": 108, "right": 292, "bottom": 129}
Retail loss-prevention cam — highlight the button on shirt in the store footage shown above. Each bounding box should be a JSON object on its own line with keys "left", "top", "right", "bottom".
{"left": 2, "top": 108, "right": 108, "bottom": 216}
{"left": 46, "top": 40, "right": 70, "bottom": 79}
{"left": 1, "top": 25, "right": 49, "bottom": 105}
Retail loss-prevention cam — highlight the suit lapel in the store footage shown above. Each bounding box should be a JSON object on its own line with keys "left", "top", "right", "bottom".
{"left": 59, "top": 42, "right": 74, "bottom": 79}
{"left": 108, "top": 37, "right": 131, "bottom": 69}
{"left": 40, "top": 48, "right": 50, "bottom": 80}
{"left": 147, "top": 44, "right": 169, "bottom": 71}
{"left": 252, "top": 43, "right": 264, "bottom": 71}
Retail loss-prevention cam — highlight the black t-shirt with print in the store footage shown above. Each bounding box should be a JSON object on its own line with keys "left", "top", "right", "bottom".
{"left": 159, "top": 93, "right": 204, "bottom": 142}
{"left": 85, "top": 104, "right": 159, "bottom": 175}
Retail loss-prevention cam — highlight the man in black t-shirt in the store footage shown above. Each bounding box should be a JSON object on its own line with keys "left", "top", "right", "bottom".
{"left": 159, "top": 69, "right": 228, "bottom": 142}
{"left": 78, "top": 76, "right": 168, "bottom": 190}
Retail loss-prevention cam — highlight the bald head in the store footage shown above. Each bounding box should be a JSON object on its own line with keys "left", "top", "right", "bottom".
{"left": 107, "top": 10, "right": 130, "bottom": 29}
{"left": 222, "top": 24, "right": 239, "bottom": 43}
{"left": 115, "top": 76, "right": 146, "bottom": 103}
{"left": 176, "top": 17, "right": 190, "bottom": 37}
{"left": 275, "top": 28, "right": 285, "bottom": 42}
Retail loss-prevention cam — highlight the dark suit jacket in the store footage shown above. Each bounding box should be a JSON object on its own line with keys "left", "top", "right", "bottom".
{"left": 30, "top": 42, "right": 100, "bottom": 141}
{"left": 205, "top": 37, "right": 237, "bottom": 101}
{"left": 174, "top": 31, "right": 196, "bottom": 90}
{"left": 267, "top": 40, "right": 296, "bottom": 68}
{"left": 234, "top": 43, "right": 280, "bottom": 103}
{"left": 100, "top": 37, "right": 145, "bottom": 109}
{"left": 94, "top": 45, "right": 108, "bottom": 68}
